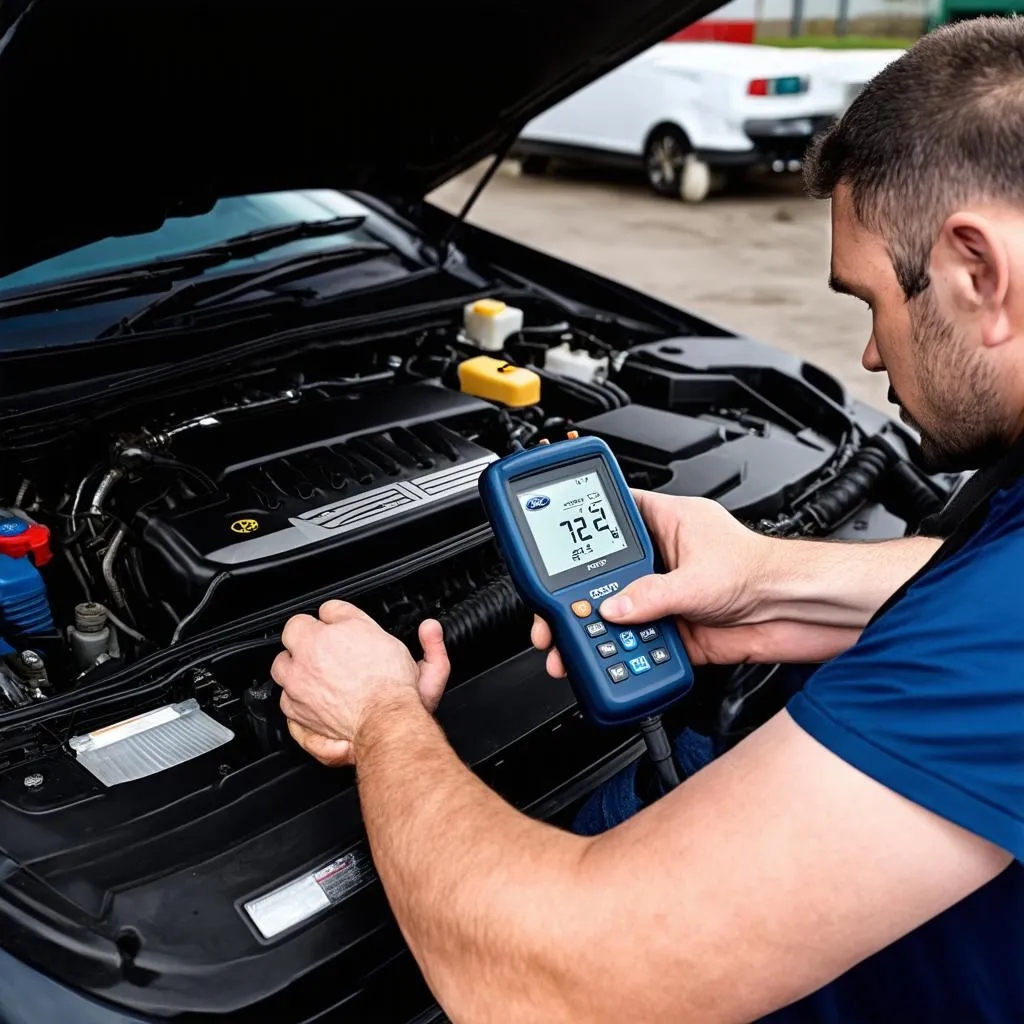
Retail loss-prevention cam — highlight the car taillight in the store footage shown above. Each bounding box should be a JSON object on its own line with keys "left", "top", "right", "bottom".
{"left": 747, "top": 76, "right": 808, "bottom": 96}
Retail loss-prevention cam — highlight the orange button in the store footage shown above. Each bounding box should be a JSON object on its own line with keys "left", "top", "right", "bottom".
{"left": 571, "top": 600, "right": 592, "bottom": 618}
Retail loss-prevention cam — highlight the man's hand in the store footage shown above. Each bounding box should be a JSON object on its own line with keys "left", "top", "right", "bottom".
{"left": 532, "top": 491, "right": 883, "bottom": 676}
{"left": 272, "top": 600, "right": 450, "bottom": 766}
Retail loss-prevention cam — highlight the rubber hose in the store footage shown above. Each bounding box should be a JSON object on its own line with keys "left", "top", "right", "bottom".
{"left": 601, "top": 378, "right": 631, "bottom": 408}
{"left": 884, "top": 460, "right": 945, "bottom": 521}
{"left": 772, "top": 437, "right": 894, "bottom": 536}
{"left": 802, "top": 440, "right": 893, "bottom": 531}
{"left": 437, "top": 575, "right": 529, "bottom": 651}
{"left": 534, "top": 368, "right": 615, "bottom": 414}
{"left": 561, "top": 370, "right": 627, "bottom": 412}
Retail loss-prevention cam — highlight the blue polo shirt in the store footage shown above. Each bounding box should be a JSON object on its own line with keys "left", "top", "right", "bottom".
{"left": 768, "top": 477, "right": 1024, "bottom": 1023}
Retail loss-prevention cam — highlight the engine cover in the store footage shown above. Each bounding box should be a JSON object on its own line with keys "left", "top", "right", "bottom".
{"left": 137, "top": 383, "right": 499, "bottom": 629}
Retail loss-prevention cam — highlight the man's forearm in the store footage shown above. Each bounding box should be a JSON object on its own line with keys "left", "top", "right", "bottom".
{"left": 355, "top": 693, "right": 589, "bottom": 1022}
{"left": 756, "top": 535, "right": 941, "bottom": 628}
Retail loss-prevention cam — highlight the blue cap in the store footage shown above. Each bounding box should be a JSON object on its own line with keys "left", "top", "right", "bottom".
{"left": 0, "top": 517, "right": 28, "bottom": 537}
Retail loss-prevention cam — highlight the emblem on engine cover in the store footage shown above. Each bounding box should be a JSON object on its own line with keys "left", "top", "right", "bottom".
{"left": 230, "top": 518, "right": 261, "bottom": 535}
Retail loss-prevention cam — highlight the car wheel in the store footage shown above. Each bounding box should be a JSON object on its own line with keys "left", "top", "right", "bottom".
{"left": 520, "top": 155, "right": 551, "bottom": 176}
{"left": 644, "top": 127, "right": 710, "bottom": 202}
{"left": 638, "top": 126, "right": 696, "bottom": 198}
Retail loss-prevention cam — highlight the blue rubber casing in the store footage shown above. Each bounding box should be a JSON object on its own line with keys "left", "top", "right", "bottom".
{"left": 479, "top": 436, "right": 694, "bottom": 727}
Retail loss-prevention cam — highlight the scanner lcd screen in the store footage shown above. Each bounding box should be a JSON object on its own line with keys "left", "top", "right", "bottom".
{"left": 516, "top": 469, "right": 630, "bottom": 577}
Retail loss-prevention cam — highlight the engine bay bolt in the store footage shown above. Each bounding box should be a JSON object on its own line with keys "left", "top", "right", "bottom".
{"left": 17, "top": 650, "right": 49, "bottom": 691}
{"left": 23, "top": 773, "right": 43, "bottom": 789}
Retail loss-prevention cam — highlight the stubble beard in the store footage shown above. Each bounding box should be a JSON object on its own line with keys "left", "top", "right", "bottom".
{"left": 901, "top": 293, "right": 1007, "bottom": 474}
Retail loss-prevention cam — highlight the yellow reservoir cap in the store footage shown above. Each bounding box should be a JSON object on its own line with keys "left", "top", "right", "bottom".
{"left": 457, "top": 355, "right": 541, "bottom": 408}
{"left": 470, "top": 299, "right": 507, "bottom": 317}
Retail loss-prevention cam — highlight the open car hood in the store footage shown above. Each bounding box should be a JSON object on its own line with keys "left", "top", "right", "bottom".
{"left": 0, "top": 0, "right": 723, "bottom": 275}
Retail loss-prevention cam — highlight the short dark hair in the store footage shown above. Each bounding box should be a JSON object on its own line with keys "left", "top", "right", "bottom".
{"left": 804, "top": 16, "right": 1024, "bottom": 299}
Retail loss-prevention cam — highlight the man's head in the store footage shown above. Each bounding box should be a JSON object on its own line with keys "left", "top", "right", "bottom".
{"left": 805, "top": 17, "right": 1024, "bottom": 471}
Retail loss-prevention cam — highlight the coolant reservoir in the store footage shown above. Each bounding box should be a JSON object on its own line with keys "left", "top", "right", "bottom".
{"left": 68, "top": 602, "right": 116, "bottom": 671}
{"left": 463, "top": 299, "right": 523, "bottom": 352}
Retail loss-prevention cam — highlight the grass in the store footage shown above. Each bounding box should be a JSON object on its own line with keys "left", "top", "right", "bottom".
{"left": 757, "top": 34, "right": 915, "bottom": 48}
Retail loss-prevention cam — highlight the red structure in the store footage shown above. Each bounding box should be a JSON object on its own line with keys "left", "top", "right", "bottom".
{"left": 667, "top": 20, "right": 756, "bottom": 43}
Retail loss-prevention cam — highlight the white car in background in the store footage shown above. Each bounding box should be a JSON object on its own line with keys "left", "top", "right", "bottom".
{"left": 513, "top": 42, "right": 901, "bottom": 202}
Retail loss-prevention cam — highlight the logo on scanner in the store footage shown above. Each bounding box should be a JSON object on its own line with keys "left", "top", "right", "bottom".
{"left": 524, "top": 495, "right": 550, "bottom": 511}
{"left": 589, "top": 580, "right": 619, "bottom": 600}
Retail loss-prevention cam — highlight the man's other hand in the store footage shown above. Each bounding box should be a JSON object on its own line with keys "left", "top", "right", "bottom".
{"left": 531, "top": 491, "right": 864, "bottom": 675}
{"left": 533, "top": 492, "right": 773, "bottom": 675}
{"left": 272, "top": 601, "right": 450, "bottom": 765}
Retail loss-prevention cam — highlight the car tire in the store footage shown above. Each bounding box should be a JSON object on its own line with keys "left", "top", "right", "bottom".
{"left": 644, "top": 127, "right": 711, "bottom": 203}
{"left": 520, "top": 155, "right": 551, "bottom": 176}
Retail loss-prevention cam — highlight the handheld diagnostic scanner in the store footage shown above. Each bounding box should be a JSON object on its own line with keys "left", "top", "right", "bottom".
{"left": 478, "top": 435, "right": 694, "bottom": 728}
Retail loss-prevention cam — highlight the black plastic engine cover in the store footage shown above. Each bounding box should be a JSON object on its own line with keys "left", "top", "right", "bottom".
{"left": 137, "top": 383, "right": 499, "bottom": 631}
{"left": 586, "top": 337, "right": 856, "bottom": 520}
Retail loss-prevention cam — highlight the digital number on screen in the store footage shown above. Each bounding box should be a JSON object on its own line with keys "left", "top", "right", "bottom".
{"left": 518, "top": 471, "right": 629, "bottom": 577}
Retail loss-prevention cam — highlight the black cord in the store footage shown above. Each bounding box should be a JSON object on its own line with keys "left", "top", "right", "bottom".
{"left": 639, "top": 715, "right": 681, "bottom": 791}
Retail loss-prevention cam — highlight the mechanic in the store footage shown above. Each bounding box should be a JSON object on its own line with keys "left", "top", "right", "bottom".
{"left": 271, "top": 19, "right": 1022, "bottom": 1024}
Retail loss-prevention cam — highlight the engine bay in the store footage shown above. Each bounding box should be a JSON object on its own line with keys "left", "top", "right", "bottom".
{"left": 0, "top": 296, "right": 947, "bottom": 754}
{"left": 0, "top": 293, "right": 957, "bottom": 1018}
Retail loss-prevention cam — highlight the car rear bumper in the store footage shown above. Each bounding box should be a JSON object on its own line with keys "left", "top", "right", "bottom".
{"left": 697, "top": 114, "right": 835, "bottom": 170}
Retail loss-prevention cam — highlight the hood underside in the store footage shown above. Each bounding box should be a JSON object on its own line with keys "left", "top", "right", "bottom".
{"left": 0, "top": 0, "right": 723, "bottom": 274}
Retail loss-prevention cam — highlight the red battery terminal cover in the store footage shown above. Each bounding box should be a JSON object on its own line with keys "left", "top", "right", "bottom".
{"left": 0, "top": 518, "right": 52, "bottom": 566}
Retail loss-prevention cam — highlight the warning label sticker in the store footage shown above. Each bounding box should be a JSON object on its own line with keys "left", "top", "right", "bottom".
{"left": 243, "top": 847, "right": 376, "bottom": 940}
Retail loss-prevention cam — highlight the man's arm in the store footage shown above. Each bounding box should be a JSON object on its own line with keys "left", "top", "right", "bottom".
{"left": 536, "top": 490, "right": 943, "bottom": 671}
{"left": 617, "top": 493, "right": 941, "bottom": 631}
{"left": 751, "top": 534, "right": 941, "bottom": 628}
{"left": 353, "top": 694, "right": 1008, "bottom": 1024}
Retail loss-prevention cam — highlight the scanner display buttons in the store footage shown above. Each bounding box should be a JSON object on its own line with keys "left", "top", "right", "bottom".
{"left": 607, "top": 663, "right": 629, "bottom": 684}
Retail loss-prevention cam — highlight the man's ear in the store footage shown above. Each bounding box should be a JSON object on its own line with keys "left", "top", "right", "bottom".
{"left": 934, "top": 213, "right": 1012, "bottom": 347}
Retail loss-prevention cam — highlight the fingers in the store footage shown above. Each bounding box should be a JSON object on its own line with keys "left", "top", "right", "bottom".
{"left": 270, "top": 650, "right": 292, "bottom": 686}
{"left": 599, "top": 572, "right": 677, "bottom": 623}
{"left": 545, "top": 647, "right": 566, "bottom": 678}
{"left": 530, "top": 615, "right": 565, "bottom": 678}
{"left": 279, "top": 689, "right": 335, "bottom": 735}
{"left": 287, "top": 719, "right": 354, "bottom": 767}
{"left": 280, "top": 612, "right": 320, "bottom": 652}
{"left": 632, "top": 488, "right": 671, "bottom": 526}
{"left": 279, "top": 689, "right": 310, "bottom": 730}
{"left": 417, "top": 618, "right": 450, "bottom": 712}
{"left": 318, "top": 599, "right": 374, "bottom": 625}
{"left": 630, "top": 487, "right": 654, "bottom": 509}
{"left": 531, "top": 615, "right": 552, "bottom": 651}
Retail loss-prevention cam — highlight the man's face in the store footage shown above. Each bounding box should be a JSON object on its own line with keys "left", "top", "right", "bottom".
{"left": 829, "top": 185, "right": 1011, "bottom": 472}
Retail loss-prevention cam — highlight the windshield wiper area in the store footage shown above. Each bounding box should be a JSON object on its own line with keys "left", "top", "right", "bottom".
{"left": 0, "top": 260, "right": 216, "bottom": 317}
{"left": 0, "top": 216, "right": 367, "bottom": 319}
{"left": 175, "top": 215, "right": 367, "bottom": 262}
{"left": 102, "top": 243, "right": 394, "bottom": 337}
